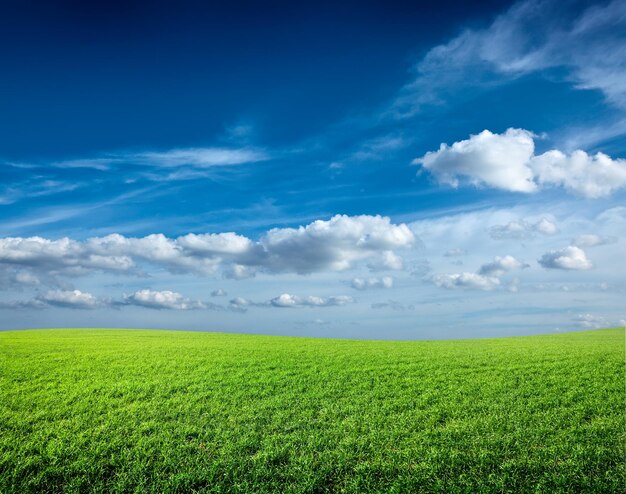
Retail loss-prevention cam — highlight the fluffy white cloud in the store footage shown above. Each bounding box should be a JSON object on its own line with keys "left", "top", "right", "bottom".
{"left": 39, "top": 289, "right": 100, "bottom": 309}
{"left": 350, "top": 276, "right": 393, "bottom": 290}
{"left": 0, "top": 236, "right": 135, "bottom": 275}
{"left": 269, "top": 293, "right": 354, "bottom": 308}
{"left": 415, "top": 129, "right": 537, "bottom": 193}
{"left": 538, "top": 246, "right": 593, "bottom": 270}
{"left": 415, "top": 129, "right": 626, "bottom": 197}
{"left": 432, "top": 252, "right": 526, "bottom": 291}
{"left": 432, "top": 272, "right": 501, "bottom": 291}
{"left": 259, "top": 215, "right": 414, "bottom": 274}
{"left": 0, "top": 215, "right": 414, "bottom": 286}
{"left": 123, "top": 289, "right": 205, "bottom": 310}
{"left": 530, "top": 150, "right": 626, "bottom": 198}
{"left": 478, "top": 255, "right": 525, "bottom": 277}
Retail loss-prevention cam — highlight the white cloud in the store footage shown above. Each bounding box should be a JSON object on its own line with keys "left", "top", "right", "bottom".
{"left": 132, "top": 147, "right": 267, "bottom": 168}
{"left": 414, "top": 129, "right": 537, "bottom": 193}
{"left": 478, "top": 255, "right": 525, "bottom": 276}
{"left": 39, "top": 289, "right": 100, "bottom": 309}
{"left": 538, "top": 246, "right": 593, "bottom": 270}
{"left": 0, "top": 236, "right": 135, "bottom": 276}
{"left": 210, "top": 288, "right": 227, "bottom": 297}
{"left": 123, "top": 289, "right": 205, "bottom": 310}
{"left": 575, "top": 313, "right": 608, "bottom": 329}
{"left": 269, "top": 293, "right": 354, "bottom": 308}
{"left": 397, "top": 0, "right": 626, "bottom": 113}
{"left": 432, "top": 272, "right": 501, "bottom": 291}
{"left": 0, "top": 215, "right": 414, "bottom": 285}
{"left": 414, "top": 128, "right": 626, "bottom": 198}
{"left": 530, "top": 150, "right": 626, "bottom": 198}
{"left": 350, "top": 276, "right": 393, "bottom": 290}
{"left": 256, "top": 215, "right": 414, "bottom": 274}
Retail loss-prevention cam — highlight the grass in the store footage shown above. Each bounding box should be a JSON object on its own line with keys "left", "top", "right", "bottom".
{"left": 0, "top": 328, "right": 624, "bottom": 493}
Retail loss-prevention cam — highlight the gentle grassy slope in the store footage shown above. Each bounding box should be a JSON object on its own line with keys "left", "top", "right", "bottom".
{"left": 0, "top": 328, "right": 624, "bottom": 493}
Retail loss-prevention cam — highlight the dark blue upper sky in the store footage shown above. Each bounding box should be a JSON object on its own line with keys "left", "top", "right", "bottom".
{"left": 1, "top": 0, "right": 506, "bottom": 160}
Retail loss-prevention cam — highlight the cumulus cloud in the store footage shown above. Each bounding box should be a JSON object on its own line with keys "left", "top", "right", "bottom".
{"left": 478, "top": 255, "right": 525, "bottom": 277}
{"left": 269, "top": 293, "right": 354, "bottom": 308}
{"left": 415, "top": 129, "right": 537, "bottom": 193}
{"left": 531, "top": 150, "right": 626, "bottom": 198}
{"left": 0, "top": 215, "right": 414, "bottom": 286}
{"left": 432, "top": 252, "right": 525, "bottom": 291}
{"left": 538, "top": 246, "right": 593, "bottom": 270}
{"left": 39, "top": 289, "right": 100, "bottom": 309}
{"left": 414, "top": 129, "right": 626, "bottom": 198}
{"left": 210, "top": 288, "right": 227, "bottom": 297}
{"left": 123, "top": 289, "right": 205, "bottom": 310}
{"left": 350, "top": 276, "right": 393, "bottom": 290}
{"left": 432, "top": 272, "right": 501, "bottom": 291}
{"left": 259, "top": 215, "right": 414, "bottom": 274}
{"left": 0, "top": 236, "right": 135, "bottom": 276}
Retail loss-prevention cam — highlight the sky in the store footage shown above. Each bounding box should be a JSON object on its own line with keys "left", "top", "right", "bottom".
{"left": 1, "top": 0, "right": 625, "bottom": 339}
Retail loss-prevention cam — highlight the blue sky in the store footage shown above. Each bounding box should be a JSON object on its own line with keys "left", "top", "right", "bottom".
{"left": 1, "top": 0, "right": 625, "bottom": 338}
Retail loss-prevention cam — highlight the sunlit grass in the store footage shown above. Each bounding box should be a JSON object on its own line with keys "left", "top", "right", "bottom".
{"left": 1, "top": 328, "right": 624, "bottom": 493}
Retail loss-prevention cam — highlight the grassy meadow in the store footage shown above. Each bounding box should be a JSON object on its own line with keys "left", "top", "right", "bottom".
{"left": 0, "top": 328, "right": 624, "bottom": 493}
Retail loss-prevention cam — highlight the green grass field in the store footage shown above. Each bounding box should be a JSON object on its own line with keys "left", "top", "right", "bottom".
{"left": 1, "top": 328, "right": 624, "bottom": 493}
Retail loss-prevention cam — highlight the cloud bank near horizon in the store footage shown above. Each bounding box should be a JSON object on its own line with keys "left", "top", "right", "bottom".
{"left": 0, "top": 215, "right": 414, "bottom": 289}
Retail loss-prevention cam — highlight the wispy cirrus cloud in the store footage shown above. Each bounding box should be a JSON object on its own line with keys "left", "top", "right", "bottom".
{"left": 393, "top": 0, "right": 626, "bottom": 117}
{"left": 47, "top": 147, "right": 268, "bottom": 170}
{"left": 490, "top": 217, "right": 558, "bottom": 239}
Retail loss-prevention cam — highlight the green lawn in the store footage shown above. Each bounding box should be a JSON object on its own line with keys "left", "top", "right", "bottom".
{"left": 1, "top": 328, "right": 624, "bottom": 493}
